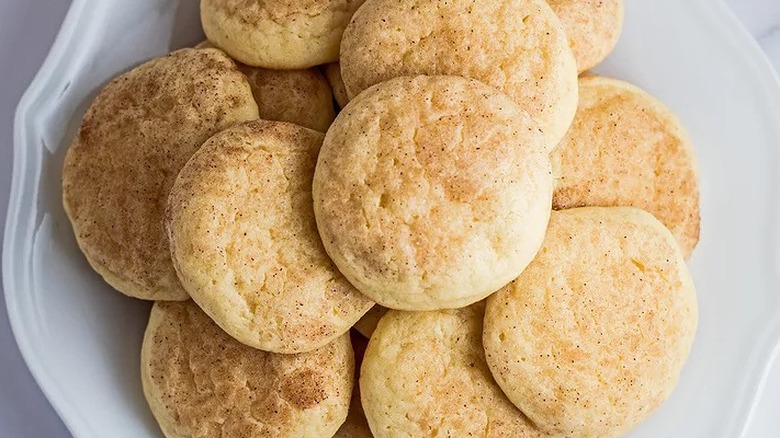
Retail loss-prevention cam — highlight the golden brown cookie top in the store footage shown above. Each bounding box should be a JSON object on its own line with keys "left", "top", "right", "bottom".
{"left": 483, "top": 207, "right": 698, "bottom": 437}
{"left": 62, "top": 48, "right": 258, "bottom": 300}
{"left": 340, "top": 0, "right": 578, "bottom": 145}
{"left": 202, "top": 0, "right": 367, "bottom": 69}
{"left": 361, "top": 304, "right": 548, "bottom": 437}
{"left": 552, "top": 76, "right": 700, "bottom": 258}
{"left": 167, "top": 120, "right": 374, "bottom": 353}
{"left": 141, "top": 301, "right": 354, "bottom": 438}
{"left": 547, "top": 0, "right": 624, "bottom": 72}
{"left": 313, "top": 75, "right": 553, "bottom": 311}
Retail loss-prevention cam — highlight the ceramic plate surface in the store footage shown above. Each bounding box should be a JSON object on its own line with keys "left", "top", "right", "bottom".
{"left": 5, "top": 0, "right": 780, "bottom": 437}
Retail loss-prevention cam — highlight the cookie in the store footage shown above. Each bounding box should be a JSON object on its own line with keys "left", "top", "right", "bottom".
{"left": 167, "top": 120, "right": 374, "bottom": 354}
{"left": 240, "top": 65, "right": 336, "bottom": 132}
{"left": 552, "top": 76, "right": 700, "bottom": 258}
{"left": 353, "top": 306, "right": 387, "bottom": 338}
{"left": 340, "top": 0, "right": 578, "bottom": 146}
{"left": 141, "top": 301, "right": 353, "bottom": 438}
{"left": 201, "top": 0, "right": 367, "bottom": 69}
{"left": 360, "top": 304, "right": 547, "bottom": 437}
{"left": 324, "top": 62, "right": 350, "bottom": 109}
{"left": 483, "top": 207, "right": 698, "bottom": 437}
{"left": 547, "top": 0, "right": 624, "bottom": 72}
{"left": 62, "top": 48, "right": 258, "bottom": 301}
{"left": 196, "top": 41, "right": 336, "bottom": 132}
{"left": 313, "top": 76, "right": 553, "bottom": 311}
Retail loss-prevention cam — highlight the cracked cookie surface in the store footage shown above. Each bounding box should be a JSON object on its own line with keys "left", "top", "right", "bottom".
{"left": 313, "top": 76, "right": 553, "bottom": 311}
{"left": 483, "top": 207, "right": 698, "bottom": 437}
{"left": 62, "top": 48, "right": 258, "bottom": 301}
{"left": 141, "top": 300, "right": 354, "bottom": 438}
{"left": 360, "top": 303, "right": 547, "bottom": 437}
{"left": 202, "top": 0, "right": 367, "bottom": 69}
{"left": 340, "top": 0, "right": 578, "bottom": 146}
{"left": 166, "top": 120, "right": 374, "bottom": 354}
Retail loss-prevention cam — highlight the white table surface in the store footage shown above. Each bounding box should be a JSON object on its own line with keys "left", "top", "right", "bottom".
{"left": 1, "top": 1, "right": 779, "bottom": 437}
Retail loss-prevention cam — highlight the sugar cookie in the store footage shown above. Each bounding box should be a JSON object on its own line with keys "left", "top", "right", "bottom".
{"left": 552, "top": 76, "right": 700, "bottom": 258}
{"left": 141, "top": 301, "right": 353, "bottom": 438}
{"left": 361, "top": 304, "right": 546, "bottom": 437}
{"left": 201, "top": 0, "right": 367, "bottom": 69}
{"left": 340, "top": 0, "right": 578, "bottom": 145}
{"left": 313, "top": 76, "right": 553, "bottom": 311}
{"left": 547, "top": 0, "right": 624, "bottom": 72}
{"left": 167, "top": 120, "right": 374, "bottom": 353}
{"left": 62, "top": 48, "right": 258, "bottom": 300}
{"left": 484, "top": 207, "right": 698, "bottom": 437}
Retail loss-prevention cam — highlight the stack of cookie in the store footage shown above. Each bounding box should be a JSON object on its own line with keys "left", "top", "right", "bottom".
{"left": 62, "top": 0, "right": 700, "bottom": 437}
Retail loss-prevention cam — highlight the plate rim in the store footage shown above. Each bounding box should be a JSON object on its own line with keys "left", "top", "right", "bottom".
{"left": 4, "top": 1, "right": 780, "bottom": 437}
{"left": 4, "top": 1, "right": 102, "bottom": 436}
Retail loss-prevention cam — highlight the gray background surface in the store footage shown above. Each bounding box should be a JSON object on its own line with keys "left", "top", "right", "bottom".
{"left": 1, "top": 1, "right": 779, "bottom": 436}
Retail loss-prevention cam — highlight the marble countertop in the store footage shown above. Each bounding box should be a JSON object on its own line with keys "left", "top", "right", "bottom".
{"left": 1, "top": 0, "right": 779, "bottom": 436}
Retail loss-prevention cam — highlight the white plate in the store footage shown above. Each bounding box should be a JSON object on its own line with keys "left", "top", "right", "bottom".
{"left": 5, "top": 0, "right": 780, "bottom": 437}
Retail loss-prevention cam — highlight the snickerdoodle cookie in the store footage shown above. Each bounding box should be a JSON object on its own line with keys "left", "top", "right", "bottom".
{"left": 334, "top": 333, "right": 372, "bottom": 437}
{"left": 62, "top": 48, "right": 258, "bottom": 301}
{"left": 167, "top": 120, "right": 374, "bottom": 353}
{"left": 340, "top": 0, "right": 578, "bottom": 146}
{"left": 313, "top": 76, "right": 553, "bottom": 311}
{"left": 361, "top": 304, "right": 547, "bottom": 437}
{"left": 483, "top": 207, "right": 698, "bottom": 437}
{"left": 547, "top": 0, "right": 624, "bottom": 72}
{"left": 552, "top": 76, "right": 700, "bottom": 258}
{"left": 201, "top": 0, "right": 367, "bottom": 69}
{"left": 141, "top": 300, "right": 353, "bottom": 438}
{"left": 240, "top": 65, "right": 336, "bottom": 132}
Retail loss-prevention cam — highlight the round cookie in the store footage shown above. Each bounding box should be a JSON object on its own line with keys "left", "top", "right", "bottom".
{"left": 353, "top": 305, "right": 387, "bottom": 338}
{"left": 201, "top": 0, "right": 367, "bottom": 69}
{"left": 324, "top": 63, "right": 350, "bottom": 109}
{"left": 196, "top": 41, "right": 336, "bottom": 132}
{"left": 313, "top": 76, "right": 553, "bottom": 311}
{"left": 62, "top": 48, "right": 258, "bottom": 301}
{"left": 483, "top": 207, "right": 698, "bottom": 437}
{"left": 547, "top": 0, "right": 624, "bottom": 73}
{"left": 141, "top": 301, "right": 353, "bottom": 438}
{"left": 167, "top": 120, "right": 374, "bottom": 354}
{"left": 340, "top": 0, "right": 578, "bottom": 146}
{"left": 360, "top": 304, "right": 547, "bottom": 437}
{"left": 551, "top": 76, "right": 700, "bottom": 258}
